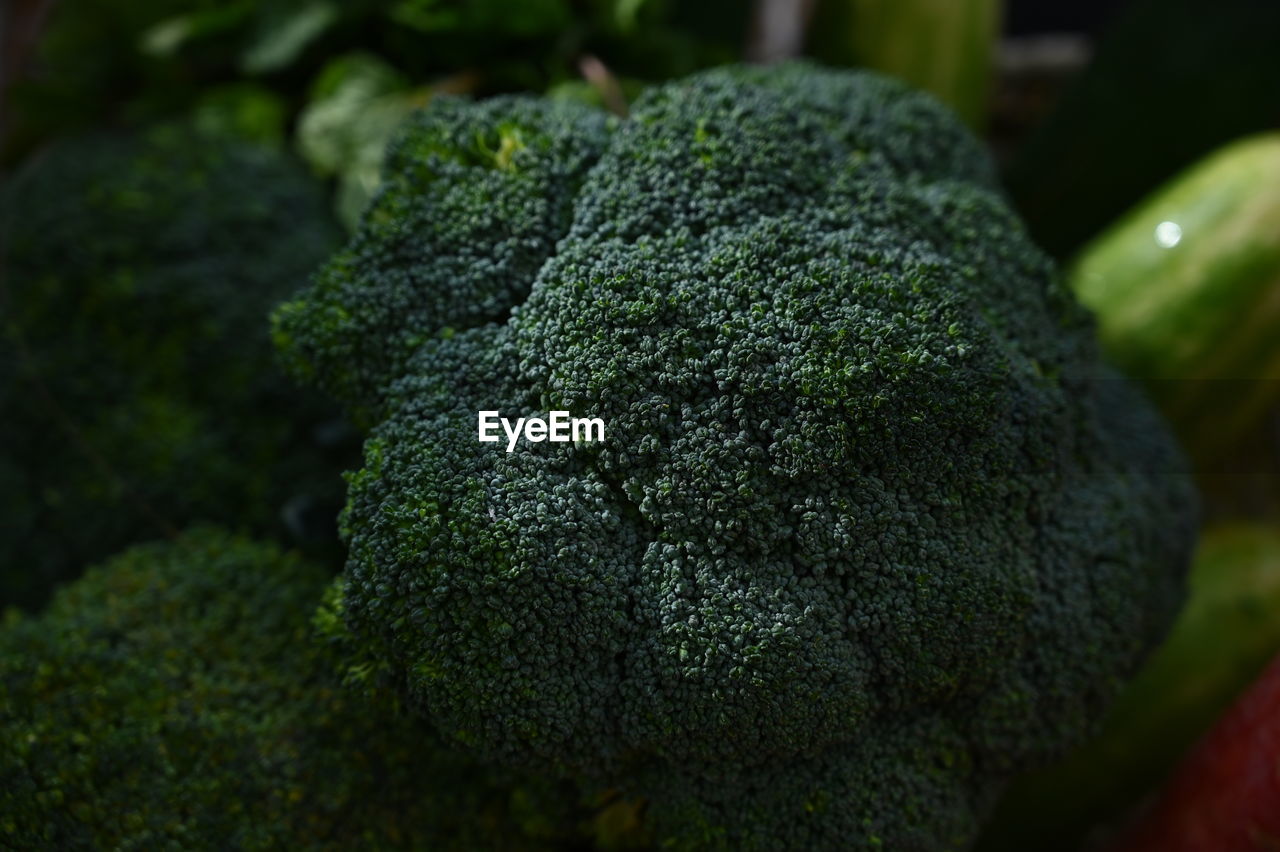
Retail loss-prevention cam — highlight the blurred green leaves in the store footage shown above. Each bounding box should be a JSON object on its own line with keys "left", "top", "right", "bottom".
{"left": 190, "top": 83, "right": 288, "bottom": 146}
{"left": 240, "top": 1, "right": 340, "bottom": 73}
{"left": 389, "top": 0, "right": 571, "bottom": 36}
{"left": 612, "top": 0, "right": 652, "bottom": 31}
{"left": 140, "top": 4, "right": 252, "bottom": 58}
{"left": 295, "top": 53, "right": 433, "bottom": 229}
{"left": 4, "top": 0, "right": 745, "bottom": 167}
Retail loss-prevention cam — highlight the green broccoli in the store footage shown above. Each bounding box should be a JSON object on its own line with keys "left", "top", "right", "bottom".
{"left": 0, "top": 124, "right": 350, "bottom": 610}
{"left": 274, "top": 63, "right": 1199, "bottom": 849}
{"left": 0, "top": 528, "right": 606, "bottom": 850}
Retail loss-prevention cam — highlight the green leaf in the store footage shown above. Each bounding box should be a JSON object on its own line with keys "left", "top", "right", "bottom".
{"left": 614, "top": 0, "right": 651, "bottom": 31}
{"left": 239, "top": 0, "right": 341, "bottom": 75}
{"left": 139, "top": 4, "right": 253, "bottom": 58}
{"left": 295, "top": 53, "right": 428, "bottom": 229}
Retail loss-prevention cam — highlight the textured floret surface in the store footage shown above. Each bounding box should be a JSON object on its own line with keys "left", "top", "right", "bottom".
{"left": 274, "top": 63, "right": 1198, "bottom": 850}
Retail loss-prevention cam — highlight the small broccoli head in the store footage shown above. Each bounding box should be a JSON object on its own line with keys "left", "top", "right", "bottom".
{"left": 276, "top": 63, "right": 1198, "bottom": 849}
{"left": 0, "top": 528, "right": 598, "bottom": 850}
{"left": 0, "top": 125, "right": 350, "bottom": 610}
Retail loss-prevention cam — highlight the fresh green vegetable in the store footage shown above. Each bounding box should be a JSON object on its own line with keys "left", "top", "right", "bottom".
{"left": 0, "top": 528, "right": 592, "bottom": 849}
{"left": 0, "top": 123, "right": 347, "bottom": 611}
{"left": 274, "top": 63, "right": 1198, "bottom": 850}
{"left": 808, "top": 0, "right": 1001, "bottom": 128}
{"left": 1071, "top": 134, "right": 1280, "bottom": 462}
{"left": 976, "top": 524, "right": 1280, "bottom": 852}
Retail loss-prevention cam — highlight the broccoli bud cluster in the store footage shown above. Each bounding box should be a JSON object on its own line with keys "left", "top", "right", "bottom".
{"left": 268, "top": 63, "right": 1199, "bottom": 849}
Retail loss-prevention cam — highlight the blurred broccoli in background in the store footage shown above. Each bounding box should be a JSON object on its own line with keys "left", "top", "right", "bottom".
{"left": 0, "top": 123, "right": 350, "bottom": 611}
{"left": 0, "top": 528, "right": 607, "bottom": 849}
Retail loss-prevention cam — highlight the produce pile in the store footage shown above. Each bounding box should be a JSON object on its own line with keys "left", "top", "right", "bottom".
{"left": 2, "top": 2, "right": 1278, "bottom": 850}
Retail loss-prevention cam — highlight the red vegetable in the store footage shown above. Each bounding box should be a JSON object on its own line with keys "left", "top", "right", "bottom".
{"left": 1110, "top": 651, "right": 1280, "bottom": 851}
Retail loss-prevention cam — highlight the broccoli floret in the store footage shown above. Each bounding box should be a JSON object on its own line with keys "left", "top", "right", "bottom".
{"left": 273, "top": 94, "right": 612, "bottom": 423}
{"left": 275, "top": 63, "right": 1198, "bottom": 849}
{"left": 0, "top": 125, "right": 351, "bottom": 610}
{"left": 0, "top": 528, "right": 601, "bottom": 850}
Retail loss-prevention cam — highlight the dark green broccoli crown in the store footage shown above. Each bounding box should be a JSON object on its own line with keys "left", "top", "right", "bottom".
{"left": 0, "top": 125, "right": 349, "bottom": 610}
{"left": 276, "top": 63, "right": 1198, "bottom": 849}
{"left": 0, "top": 528, "right": 591, "bottom": 850}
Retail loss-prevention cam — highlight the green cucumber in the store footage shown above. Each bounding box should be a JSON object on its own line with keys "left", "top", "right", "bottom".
{"left": 1070, "top": 134, "right": 1280, "bottom": 461}
{"left": 807, "top": 0, "right": 1001, "bottom": 128}
{"left": 975, "top": 524, "right": 1280, "bottom": 851}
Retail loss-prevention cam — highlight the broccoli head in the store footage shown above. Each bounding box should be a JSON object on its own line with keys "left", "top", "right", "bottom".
{"left": 0, "top": 528, "right": 610, "bottom": 850}
{"left": 274, "top": 63, "right": 1199, "bottom": 849}
{"left": 0, "top": 124, "right": 350, "bottom": 610}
